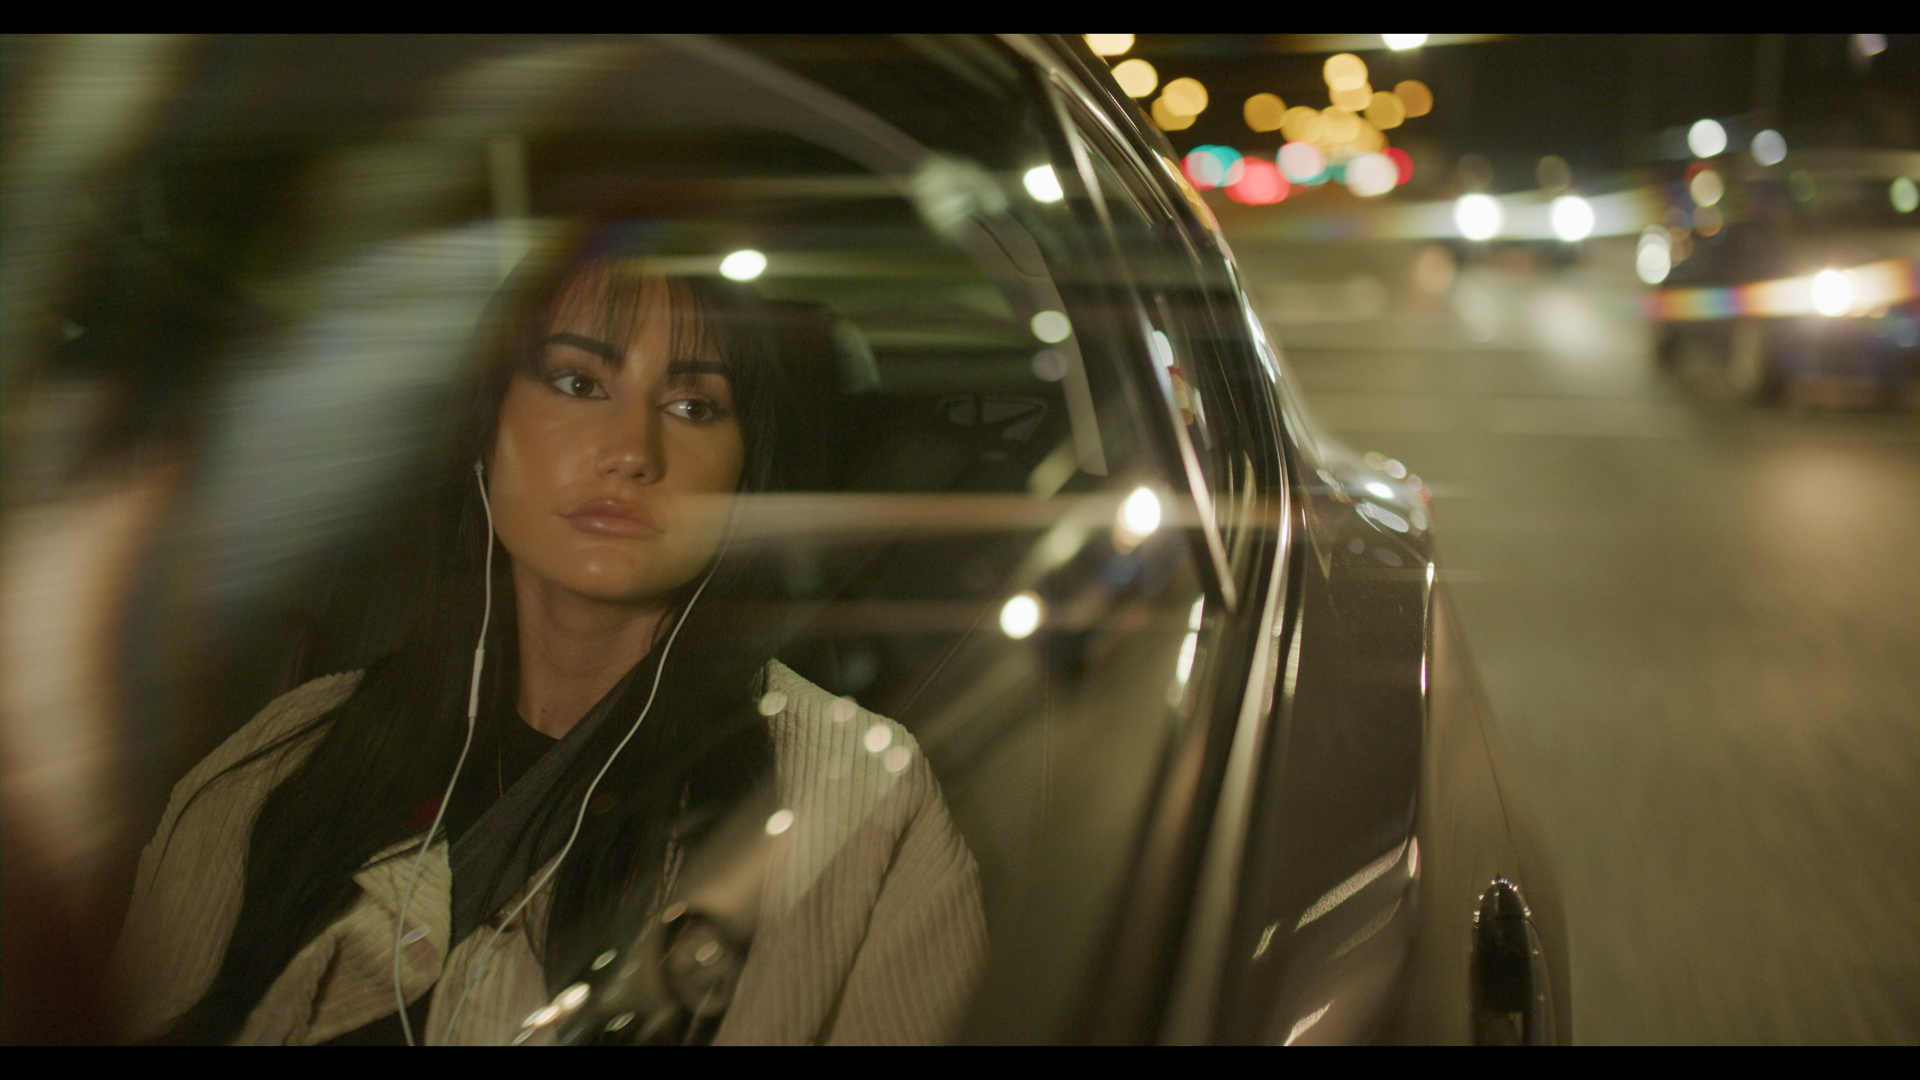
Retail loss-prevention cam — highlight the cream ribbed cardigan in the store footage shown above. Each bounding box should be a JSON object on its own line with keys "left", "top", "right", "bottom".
{"left": 111, "top": 662, "right": 986, "bottom": 1044}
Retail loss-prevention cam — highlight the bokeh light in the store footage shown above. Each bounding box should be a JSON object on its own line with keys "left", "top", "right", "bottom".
{"left": 1280, "top": 106, "right": 1324, "bottom": 143}
{"left": 1811, "top": 269, "right": 1853, "bottom": 316}
{"left": 1031, "top": 310, "right": 1072, "bottom": 343}
{"left": 1227, "top": 157, "right": 1288, "bottom": 204}
{"left": 1536, "top": 154, "right": 1572, "bottom": 192}
{"left": 1550, "top": 195, "right": 1595, "bottom": 241}
{"left": 1394, "top": 80, "right": 1433, "bottom": 118}
{"left": 1151, "top": 96, "right": 1196, "bottom": 130}
{"left": 1121, "top": 487, "right": 1163, "bottom": 538}
{"left": 1750, "top": 128, "right": 1788, "bottom": 167}
{"left": 1454, "top": 153, "right": 1493, "bottom": 192}
{"left": 1244, "top": 92, "right": 1287, "bottom": 133}
{"left": 1331, "top": 82, "right": 1372, "bottom": 112}
{"left": 1688, "top": 168, "right": 1724, "bottom": 208}
{"left": 1112, "top": 58, "right": 1158, "bottom": 98}
{"left": 1214, "top": 148, "right": 1246, "bottom": 186}
{"left": 719, "top": 249, "right": 766, "bottom": 281}
{"left": 1637, "top": 226, "right": 1673, "bottom": 284}
{"left": 1454, "top": 193, "right": 1502, "bottom": 240}
{"left": 1279, "top": 141, "right": 1327, "bottom": 183}
{"left": 1364, "top": 91, "right": 1406, "bottom": 130}
{"left": 1023, "top": 165, "right": 1063, "bottom": 203}
{"left": 1384, "top": 146, "right": 1413, "bottom": 185}
{"left": 1890, "top": 177, "right": 1919, "bottom": 214}
{"left": 1382, "top": 34, "right": 1429, "bottom": 50}
{"left": 1687, "top": 118, "right": 1727, "bottom": 158}
{"left": 1345, "top": 152, "right": 1397, "bottom": 197}
{"left": 1693, "top": 204, "right": 1723, "bottom": 236}
{"left": 1350, "top": 118, "right": 1386, "bottom": 153}
{"left": 999, "top": 593, "right": 1043, "bottom": 640}
{"left": 1323, "top": 53, "right": 1368, "bottom": 92}
{"left": 1085, "top": 34, "right": 1134, "bottom": 56}
{"left": 1320, "top": 108, "right": 1361, "bottom": 145}
{"left": 1161, "top": 77, "right": 1209, "bottom": 118}
{"left": 1184, "top": 149, "right": 1224, "bottom": 190}
{"left": 1184, "top": 146, "right": 1246, "bottom": 191}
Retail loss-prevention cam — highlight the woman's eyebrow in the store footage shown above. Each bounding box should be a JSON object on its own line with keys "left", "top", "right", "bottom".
{"left": 543, "top": 332, "right": 621, "bottom": 363}
{"left": 665, "top": 359, "right": 730, "bottom": 378}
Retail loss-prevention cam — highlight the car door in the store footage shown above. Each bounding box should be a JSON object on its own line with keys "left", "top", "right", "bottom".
{"left": 1028, "top": 35, "right": 1568, "bottom": 1046}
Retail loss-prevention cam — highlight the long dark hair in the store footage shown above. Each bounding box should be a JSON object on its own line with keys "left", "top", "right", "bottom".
{"left": 159, "top": 231, "right": 788, "bottom": 1042}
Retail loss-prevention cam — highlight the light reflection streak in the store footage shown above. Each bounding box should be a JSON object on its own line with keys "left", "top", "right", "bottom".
{"left": 1175, "top": 631, "right": 1199, "bottom": 685}
{"left": 1239, "top": 186, "right": 1665, "bottom": 242}
{"left": 1645, "top": 257, "right": 1916, "bottom": 321}
{"left": 1330, "top": 896, "right": 1401, "bottom": 960}
{"left": 1356, "top": 503, "right": 1409, "bottom": 534}
{"left": 1296, "top": 840, "right": 1407, "bottom": 929}
{"left": 714, "top": 491, "right": 1289, "bottom": 545}
{"left": 1283, "top": 1001, "right": 1332, "bottom": 1045}
{"left": 1251, "top": 921, "right": 1279, "bottom": 960}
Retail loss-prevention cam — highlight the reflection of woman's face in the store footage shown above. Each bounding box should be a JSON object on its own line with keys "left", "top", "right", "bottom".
{"left": 489, "top": 272, "right": 744, "bottom": 606}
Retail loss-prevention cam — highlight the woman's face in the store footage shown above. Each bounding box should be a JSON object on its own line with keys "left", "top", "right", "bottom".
{"left": 488, "top": 271, "right": 744, "bottom": 606}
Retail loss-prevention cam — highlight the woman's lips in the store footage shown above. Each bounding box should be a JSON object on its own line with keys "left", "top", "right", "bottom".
{"left": 562, "top": 499, "right": 660, "bottom": 539}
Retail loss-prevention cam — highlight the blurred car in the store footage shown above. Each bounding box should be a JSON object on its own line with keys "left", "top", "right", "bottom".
{"left": 1650, "top": 149, "right": 1920, "bottom": 406}
{"left": 4, "top": 34, "right": 1567, "bottom": 1044}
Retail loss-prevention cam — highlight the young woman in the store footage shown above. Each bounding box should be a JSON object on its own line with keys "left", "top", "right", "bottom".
{"left": 110, "top": 241, "right": 985, "bottom": 1044}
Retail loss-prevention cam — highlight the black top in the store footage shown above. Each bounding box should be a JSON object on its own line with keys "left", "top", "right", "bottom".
{"left": 320, "top": 714, "right": 558, "bottom": 1046}
{"left": 445, "top": 713, "right": 563, "bottom": 844}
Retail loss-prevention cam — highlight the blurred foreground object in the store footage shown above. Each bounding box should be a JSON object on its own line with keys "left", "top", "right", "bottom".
{"left": 2, "top": 36, "right": 194, "bottom": 1042}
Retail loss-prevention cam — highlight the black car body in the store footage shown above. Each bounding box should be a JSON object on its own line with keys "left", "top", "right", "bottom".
{"left": 6, "top": 33, "right": 1569, "bottom": 1044}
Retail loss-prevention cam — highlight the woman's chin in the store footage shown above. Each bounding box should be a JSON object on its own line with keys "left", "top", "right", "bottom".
{"left": 552, "top": 563, "right": 703, "bottom": 607}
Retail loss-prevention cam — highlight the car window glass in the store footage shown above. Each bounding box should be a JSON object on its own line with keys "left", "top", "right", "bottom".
{"left": 1053, "top": 99, "right": 1268, "bottom": 600}
{"left": 147, "top": 35, "right": 1212, "bottom": 1040}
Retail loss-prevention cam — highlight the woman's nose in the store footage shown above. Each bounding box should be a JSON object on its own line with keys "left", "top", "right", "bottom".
{"left": 597, "top": 404, "right": 661, "bottom": 480}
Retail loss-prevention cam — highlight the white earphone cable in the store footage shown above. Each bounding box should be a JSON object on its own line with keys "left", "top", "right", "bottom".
{"left": 441, "top": 500, "right": 740, "bottom": 1043}
{"left": 392, "top": 459, "right": 494, "bottom": 1046}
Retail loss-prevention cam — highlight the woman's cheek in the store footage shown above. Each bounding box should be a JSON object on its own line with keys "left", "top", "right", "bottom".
{"left": 489, "top": 399, "right": 575, "bottom": 572}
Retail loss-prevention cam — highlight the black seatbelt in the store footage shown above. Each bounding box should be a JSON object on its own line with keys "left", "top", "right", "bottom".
{"left": 446, "top": 653, "right": 656, "bottom": 947}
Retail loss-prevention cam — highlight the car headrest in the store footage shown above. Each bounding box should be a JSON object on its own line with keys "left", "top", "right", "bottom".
{"left": 761, "top": 299, "right": 877, "bottom": 492}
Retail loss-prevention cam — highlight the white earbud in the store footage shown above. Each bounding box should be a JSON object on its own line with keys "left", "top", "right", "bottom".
{"left": 392, "top": 458, "right": 496, "bottom": 1045}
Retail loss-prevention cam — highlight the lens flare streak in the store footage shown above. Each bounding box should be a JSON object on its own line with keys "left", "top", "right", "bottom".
{"left": 1644, "top": 258, "right": 1917, "bottom": 321}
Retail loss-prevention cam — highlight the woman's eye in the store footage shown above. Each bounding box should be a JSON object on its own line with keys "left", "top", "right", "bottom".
{"left": 549, "top": 373, "right": 602, "bottom": 399}
{"left": 666, "top": 397, "right": 719, "bottom": 423}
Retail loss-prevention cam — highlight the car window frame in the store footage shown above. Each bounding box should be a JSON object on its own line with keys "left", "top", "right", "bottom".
{"left": 1021, "top": 69, "right": 1247, "bottom": 614}
{"left": 1008, "top": 35, "right": 1300, "bottom": 1044}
